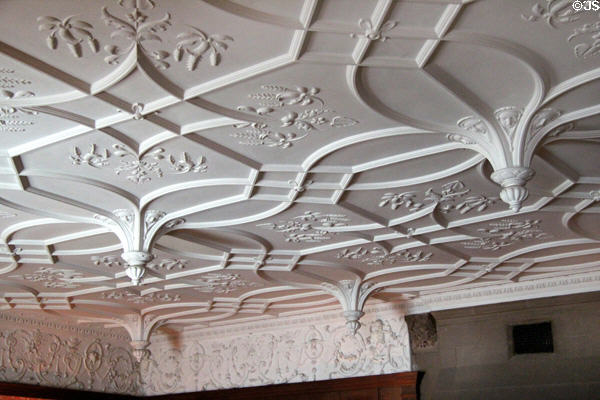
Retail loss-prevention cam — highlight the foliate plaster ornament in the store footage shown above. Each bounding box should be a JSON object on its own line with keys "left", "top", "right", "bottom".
{"left": 37, "top": 1, "right": 233, "bottom": 69}
{"left": 0, "top": 70, "right": 37, "bottom": 132}
{"left": 147, "top": 258, "right": 187, "bottom": 271}
{"left": 70, "top": 143, "right": 208, "bottom": 183}
{"left": 0, "top": 69, "right": 31, "bottom": 88}
{"left": 102, "top": 289, "right": 181, "bottom": 304}
{"left": 350, "top": 19, "right": 397, "bottom": 42}
{"left": 336, "top": 246, "right": 432, "bottom": 265}
{"left": 0, "top": 107, "right": 37, "bottom": 133}
{"left": 530, "top": 108, "right": 562, "bottom": 134}
{"left": 193, "top": 273, "right": 259, "bottom": 294}
{"left": 11, "top": 267, "right": 83, "bottom": 288}
{"left": 447, "top": 133, "right": 476, "bottom": 145}
{"left": 379, "top": 180, "right": 497, "bottom": 214}
{"left": 523, "top": 1, "right": 599, "bottom": 58}
{"left": 91, "top": 255, "right": 123, "bottom": 268}
{"left": 288, "top": 179, "right": 313, "bottom": 193}
{"left": 174, "top": 28, "right": 233, "bottom": 69}
{"left": 231, "top": 85, "right": 358, "bottom": 148}
{"left": 462, "top": 218, "right": 551, "bottom": 251}
{"left": 37, "top": 16, "right": 99, "bottom": 58}
{"left": 142, "top": 316, "right": 410, "bottom": 394}
{"left": 258, "top": 211, "right": 350, "bottom": 243}
{"left": 490, "top": 167, "right": 535, "bottom": 212}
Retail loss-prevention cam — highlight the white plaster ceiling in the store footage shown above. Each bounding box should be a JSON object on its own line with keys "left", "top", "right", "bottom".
{"left": 0, "top": 0, "right": 599, "bottom": 345}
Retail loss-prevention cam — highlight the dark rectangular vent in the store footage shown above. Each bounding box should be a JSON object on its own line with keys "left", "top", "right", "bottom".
{"left": 512, "top": 321, "right": 553, "bottom": 354}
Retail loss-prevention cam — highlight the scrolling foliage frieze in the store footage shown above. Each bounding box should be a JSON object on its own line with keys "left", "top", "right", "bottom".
{"left": 0, "top": 327, "right": 141, "bottom": 394}
{"left": 142, "top": 316, "right": 410, "bottom": 394}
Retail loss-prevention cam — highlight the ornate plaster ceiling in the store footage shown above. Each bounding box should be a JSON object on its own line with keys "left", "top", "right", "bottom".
{"left": 0, "top": 0, "right": 599, "bottom": 356}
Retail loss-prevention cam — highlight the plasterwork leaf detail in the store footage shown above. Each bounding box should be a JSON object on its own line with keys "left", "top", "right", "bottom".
{"left": 37, "top": 15, "right": 99, "bottom": 58}
{"left": 69, "top": 144, "right": 208, "bottom": 184}
{"left": 192, "top": 273, "right": 259, "bottom": 294}
{"left": 11, "top": 267, "right": 83, "bottom": 288}
{"left": 336, "top": 246, "right": 433, "bottom": 265}
{"left": 379, "top": 180, "right": 497, "bottom": 214}
{"left": 258, "top": 211, "right": 350, "bottom": 243}
{"left": 102, "top": 289, "right": 181, "bottom": 303}
{"left": 231, "top": 85, "right": 358, "bottom": 148}
{"left": 462, "top": 219, "right": 551, "bottom": 251}
{"left": 350, "top": 19, "right": 398, "bottom": 42}
{"left": 523, "top": 1, "right": 599, "bottom": 58}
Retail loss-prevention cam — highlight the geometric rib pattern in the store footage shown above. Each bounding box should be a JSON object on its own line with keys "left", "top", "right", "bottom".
{"left": 0, "top": 0, "right": 599, "bottom": 355}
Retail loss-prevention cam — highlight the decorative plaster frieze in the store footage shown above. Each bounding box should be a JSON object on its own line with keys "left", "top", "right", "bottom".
{"left": 0, "top": 325, "right": 140, "bottom": 394}
{"left": 142, "top": 314, "right": 410, "bottom": 394}
{"left": 258, "top": 211, "right": 350, "bottom": 243}
{"left": 379, "top": 180, "right": 496, "bottom": 215}
{"left": 409, "top": 270, "right": 600, "bottom": 314}
{"left": 232, "top": 85, "right": 358, "bottom": 148}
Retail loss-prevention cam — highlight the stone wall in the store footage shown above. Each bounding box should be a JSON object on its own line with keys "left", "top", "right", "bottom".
{"left": 414, "top": 292, "right": 600, "bottom": 400}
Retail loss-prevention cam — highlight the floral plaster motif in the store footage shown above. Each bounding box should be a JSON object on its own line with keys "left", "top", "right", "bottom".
{"left": 523, "top": 1, "right": 599, "bottom": 58}
{"left": 11, "top": 267, "right": 83, "bottom": 288}
{"left": 102, "top": 289, "right": 181, "bottom": 304}
{"left": 38, "top": 1, "right": 233, "bottom": 68}
{"left": 379, "top": 180, "right": 496, "bottom": 214}
{"left": 337, "top": 246, "right": 432, "bottom": 265}
{"left": 231, "top": 85, "right": 358, "bottom": 148}
{"left": 350, "top": 19, "right": 397, "bottom": 42}
{"left": 70, "top": 144, "right": 207, "bottom": 184}
{"left": 258, "top": 211, "right": 350, "bottom": 243}
{"left": 462, "top": 219, "right": 551, "bottom": 251}
{"left": 193, "top": 273, "right": 259, "bottom": 294}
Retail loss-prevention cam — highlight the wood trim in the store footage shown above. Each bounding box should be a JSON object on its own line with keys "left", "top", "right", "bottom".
{"left": 147, "top": 372, "right": 422, "bottom": 400}
{"left": 0, "top": 372, "right": 422, "bottom": 400}
{"left": 0, "top": 382, "right": 137, "bottom": 400}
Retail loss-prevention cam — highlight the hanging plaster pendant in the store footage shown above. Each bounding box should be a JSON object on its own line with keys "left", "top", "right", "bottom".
{"left": 121, "top": 251, "right": 154, "bottom": 285}
{"left": 491, "top": 167, "right": 535, "bottom": 212}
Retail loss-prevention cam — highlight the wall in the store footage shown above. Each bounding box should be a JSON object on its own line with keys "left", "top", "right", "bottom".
{"left": 141, "top": 306, "right": 411, "bottom": 395}
{"left": 414, "top": 292, "right": 600, "bottom": 400}
{"left": 0, "top": 311, "right": 141, "bottom": 395}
